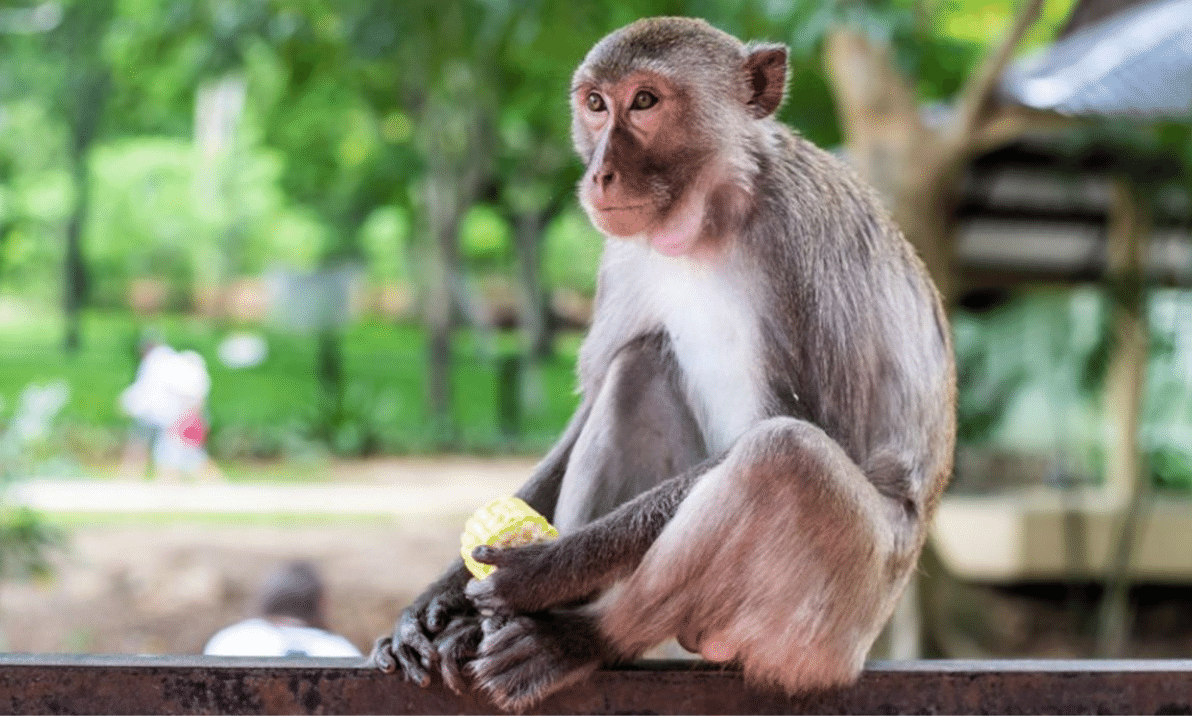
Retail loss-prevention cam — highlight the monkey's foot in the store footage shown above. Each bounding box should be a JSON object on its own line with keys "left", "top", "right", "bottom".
{"left": 469, "top": 613, "right": 604, "bottom": 713}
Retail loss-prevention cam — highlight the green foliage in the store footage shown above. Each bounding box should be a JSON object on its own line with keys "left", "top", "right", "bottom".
{"left": 955, "top": 290, "right": 1106, "bottom": 453}
{"left": 0, "top": 507, "right": 63, "bottom": 581}
{"left": 1145, "top": 291, "right": 1192, "bottom": 490}
{"left": 543, "top": 207, "right": 603, "bottom": 294}
{"left": 0, "top": 309, "right": 581, "bottom": 459}
{"left": 0, "top": 99, "right": 71, "bottom": 295}
{"left": 461, "top": 204, "right": 514, "bottom": 268}
{"left": 955, "top": 288, "right": 1192, "bottom": 489}
{"left": 359, "top": 205, "right": 412, "bottom": 282}
{"left": 85, "top": 138, "right": 207, "bottom": 306}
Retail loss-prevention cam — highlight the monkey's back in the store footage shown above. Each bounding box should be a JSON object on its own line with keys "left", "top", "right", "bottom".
{"left": 747, "top": 126, "right": 956, "bottom": 515}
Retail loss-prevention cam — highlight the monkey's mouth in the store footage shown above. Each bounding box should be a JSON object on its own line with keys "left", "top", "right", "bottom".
{"left": 588, "top": 201, "right": 654, "bottom": 237}
{"left": 594, "top": 203, "right": 651, "bottom": 213}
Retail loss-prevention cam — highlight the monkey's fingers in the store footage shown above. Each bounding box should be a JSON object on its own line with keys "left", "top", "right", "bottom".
{"left": 470, "top": 545, "right": 513, "bottom": 567}
{"left": 465, "top": 572, "right": 517, "bottom": 615}
{"left": 466, "top": 544, "right": 556, "bottom": 614}
{"left": 371, "top": 633, "right": 432, "bottom": 687}
{"left": 369, "top": 636, "right": 397, "bottom": 672}
{"left": 435, "top": 616, "right": 483, "bottom": 695}
{"left": 387, "top": 612, "right": 440, "bottom": 687}
{"left": 424, "top": 592, "right": 459, "bottom": 633}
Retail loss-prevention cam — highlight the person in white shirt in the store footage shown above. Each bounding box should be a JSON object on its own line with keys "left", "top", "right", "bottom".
{"left": 119, "top": 342, "right": 221, "bottom": 481}
{"left": 204, "top": 561, "right": 361, "bottom": 658}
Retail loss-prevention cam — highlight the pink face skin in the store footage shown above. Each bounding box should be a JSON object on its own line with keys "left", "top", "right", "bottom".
{"left": 574, "top": 71, "right": 715, "bottom": 258}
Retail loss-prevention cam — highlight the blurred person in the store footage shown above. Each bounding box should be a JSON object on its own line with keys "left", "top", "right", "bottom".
{"left": 119, "top": 342, "right": 222, "bottom": 481}
{"left": 204, "top": 561, "right": 362, "bottom": 658}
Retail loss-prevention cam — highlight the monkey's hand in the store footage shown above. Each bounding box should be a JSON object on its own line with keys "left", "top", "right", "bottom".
{"left": 430, "top": 615, "right": 485, "bottom": 694}
{"left": 470, "top": 613, "right": 605, "bottom": 713}
{"left": 371, "top": 571, "right": 478, "bottom": 690}
{"left": 464, "top": 542, "right": 575, "bottom": 615}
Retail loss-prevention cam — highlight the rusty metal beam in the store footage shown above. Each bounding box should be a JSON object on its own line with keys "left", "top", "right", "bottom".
{"left": 2, "top": 656, "right": 1192, "bottom": 714}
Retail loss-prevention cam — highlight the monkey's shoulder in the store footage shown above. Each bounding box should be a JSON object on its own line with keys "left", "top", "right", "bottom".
{"left": 755, "top": 125, "right": 900, "bottom": 239}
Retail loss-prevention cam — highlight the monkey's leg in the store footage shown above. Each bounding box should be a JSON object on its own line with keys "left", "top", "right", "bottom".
{"left": 596, "top": 416, "right": 916, "bottom": 693}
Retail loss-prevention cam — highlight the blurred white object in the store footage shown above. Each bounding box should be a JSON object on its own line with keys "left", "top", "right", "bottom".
{"left": 217, "top": 332, "right": 268, "bottom": 369}
{"left": 204, "top": 618, "right": 361, "bottom": 658}
{"left": 8, "top": 381, "right": 69, "bottom": 444}
{"left": 120, "top": 345, "right": 211, "bottom": 428}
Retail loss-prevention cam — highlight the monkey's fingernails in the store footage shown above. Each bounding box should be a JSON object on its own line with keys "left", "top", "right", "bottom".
{"left": 408, "top": 668, "right": 431, "bottom": 688}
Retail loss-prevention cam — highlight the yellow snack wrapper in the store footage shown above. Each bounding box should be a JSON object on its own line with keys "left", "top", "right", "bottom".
{"left": 461, "top": 496, "right": 558, "bottom": 580}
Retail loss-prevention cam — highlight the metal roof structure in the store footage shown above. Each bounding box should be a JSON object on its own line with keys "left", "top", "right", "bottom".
{"left": 1001, "top": 0, "right": 1192, "bottom": 118}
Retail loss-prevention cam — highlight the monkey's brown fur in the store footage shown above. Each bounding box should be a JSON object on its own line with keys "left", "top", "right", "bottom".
{"left": 374, "top": 17, "right": 956, "bottom": 712}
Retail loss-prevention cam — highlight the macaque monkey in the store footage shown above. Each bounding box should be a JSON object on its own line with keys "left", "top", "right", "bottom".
{"left": 373, "top": 16, "right": 955, "bottom": 712}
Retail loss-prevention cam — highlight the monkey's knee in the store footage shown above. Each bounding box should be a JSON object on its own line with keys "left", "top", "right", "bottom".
{"left": 732, "top": 416, "right": 839, "bottom": 459}
{"left": 719, "top": 417, "right": 857, "bottom": 495}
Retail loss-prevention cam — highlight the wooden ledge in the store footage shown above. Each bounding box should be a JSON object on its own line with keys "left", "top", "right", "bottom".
{"left": 3, "top": 656, "right": 1192, "bottom": 714}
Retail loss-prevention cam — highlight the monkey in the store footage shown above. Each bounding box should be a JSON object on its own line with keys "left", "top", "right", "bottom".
{"left": 372, "top": 16, "right": 956, "bottom": 712}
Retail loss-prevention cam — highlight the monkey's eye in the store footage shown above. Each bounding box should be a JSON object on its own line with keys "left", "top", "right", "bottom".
{"left": 631, "top": 90, "right": 658, "bottom": 110}
{"left": 586, "top": 92, "right": 606, "bottom": 112}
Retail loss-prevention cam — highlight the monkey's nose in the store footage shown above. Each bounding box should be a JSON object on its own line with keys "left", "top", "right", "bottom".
{"left": 594, "top": 168, "right": 616, "bottom": 191}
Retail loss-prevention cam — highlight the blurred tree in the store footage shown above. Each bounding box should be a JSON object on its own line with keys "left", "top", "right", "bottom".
{"left": 823, "top": 0, "right": 1075, "bottom": 302}
{"left": 52, "top": 0, "right": 116, "bottom": 352}
{"left": 0, "top": 0, "right": 117, "bottom": 352}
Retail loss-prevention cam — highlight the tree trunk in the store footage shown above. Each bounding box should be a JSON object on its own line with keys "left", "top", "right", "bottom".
{"left": 317, "top": 328, "right": 345, "bottom": 428}
{"left": 1096, "top": 178, "right": 1152, "bottom": 657}
{"left": 423, "top": 171, "right": 463, "bottom": 446}
{"left": 513, "top": 211, "right": 554, "bottom": 361}
{"left": 890, "top": 165, "right": 965, "bottom": 304}
{"left": 63, "top": 145, "right": 92, "bottom": 354}
{"left": 823, "top": 0, "right": 1051, "bottom": 304}
{"left": 61, "top": 71, "right": 108, "bottom": 353}
{"left": 824, "top": 29, "right": 961, "bottom": 301}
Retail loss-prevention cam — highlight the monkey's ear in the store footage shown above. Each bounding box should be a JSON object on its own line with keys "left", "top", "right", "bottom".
{"left": 743, "top": 43, "right": 788, "bottom": 119}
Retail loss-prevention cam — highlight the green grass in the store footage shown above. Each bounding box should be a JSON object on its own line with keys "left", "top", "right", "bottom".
{"left": 0, "top": 308, "right": 581, "bottom": 461}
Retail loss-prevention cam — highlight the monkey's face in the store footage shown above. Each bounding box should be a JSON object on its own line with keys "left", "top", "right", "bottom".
{"left": 571, "top": 18, "right": 788, "bottom": 259}
{"left": 572, "top": 70, "right": 713, "bottom": 254}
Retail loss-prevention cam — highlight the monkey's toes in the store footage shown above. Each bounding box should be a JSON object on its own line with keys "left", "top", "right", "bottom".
{"left": 380, "top": 626, "right": 434, "bottom": 687}
{"left": 471, "top": 648, "right": 598, "bottom": 714}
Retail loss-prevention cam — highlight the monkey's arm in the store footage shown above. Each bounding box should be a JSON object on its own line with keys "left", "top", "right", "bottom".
{"left": 466, "top": 456, "right": 716, "bottom": 615}
{"left": 372, "top": 397, "right": 593, "bottom": 689}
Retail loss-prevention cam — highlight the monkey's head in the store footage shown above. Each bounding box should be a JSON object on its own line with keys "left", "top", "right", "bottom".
{"left": 571, "top": 17, "right": 788, "bottom": 257}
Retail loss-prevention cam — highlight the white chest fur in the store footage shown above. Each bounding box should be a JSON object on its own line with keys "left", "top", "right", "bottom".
{"left": 642, "top": 251, "right": 766, "bottom": 455}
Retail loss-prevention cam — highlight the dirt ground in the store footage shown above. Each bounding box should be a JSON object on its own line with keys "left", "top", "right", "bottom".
{"left": 4, "top": 456, "right": 1192, "bottom": 660}
{"left": 0, "top": 457, "right": 535, "bottom": 656}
